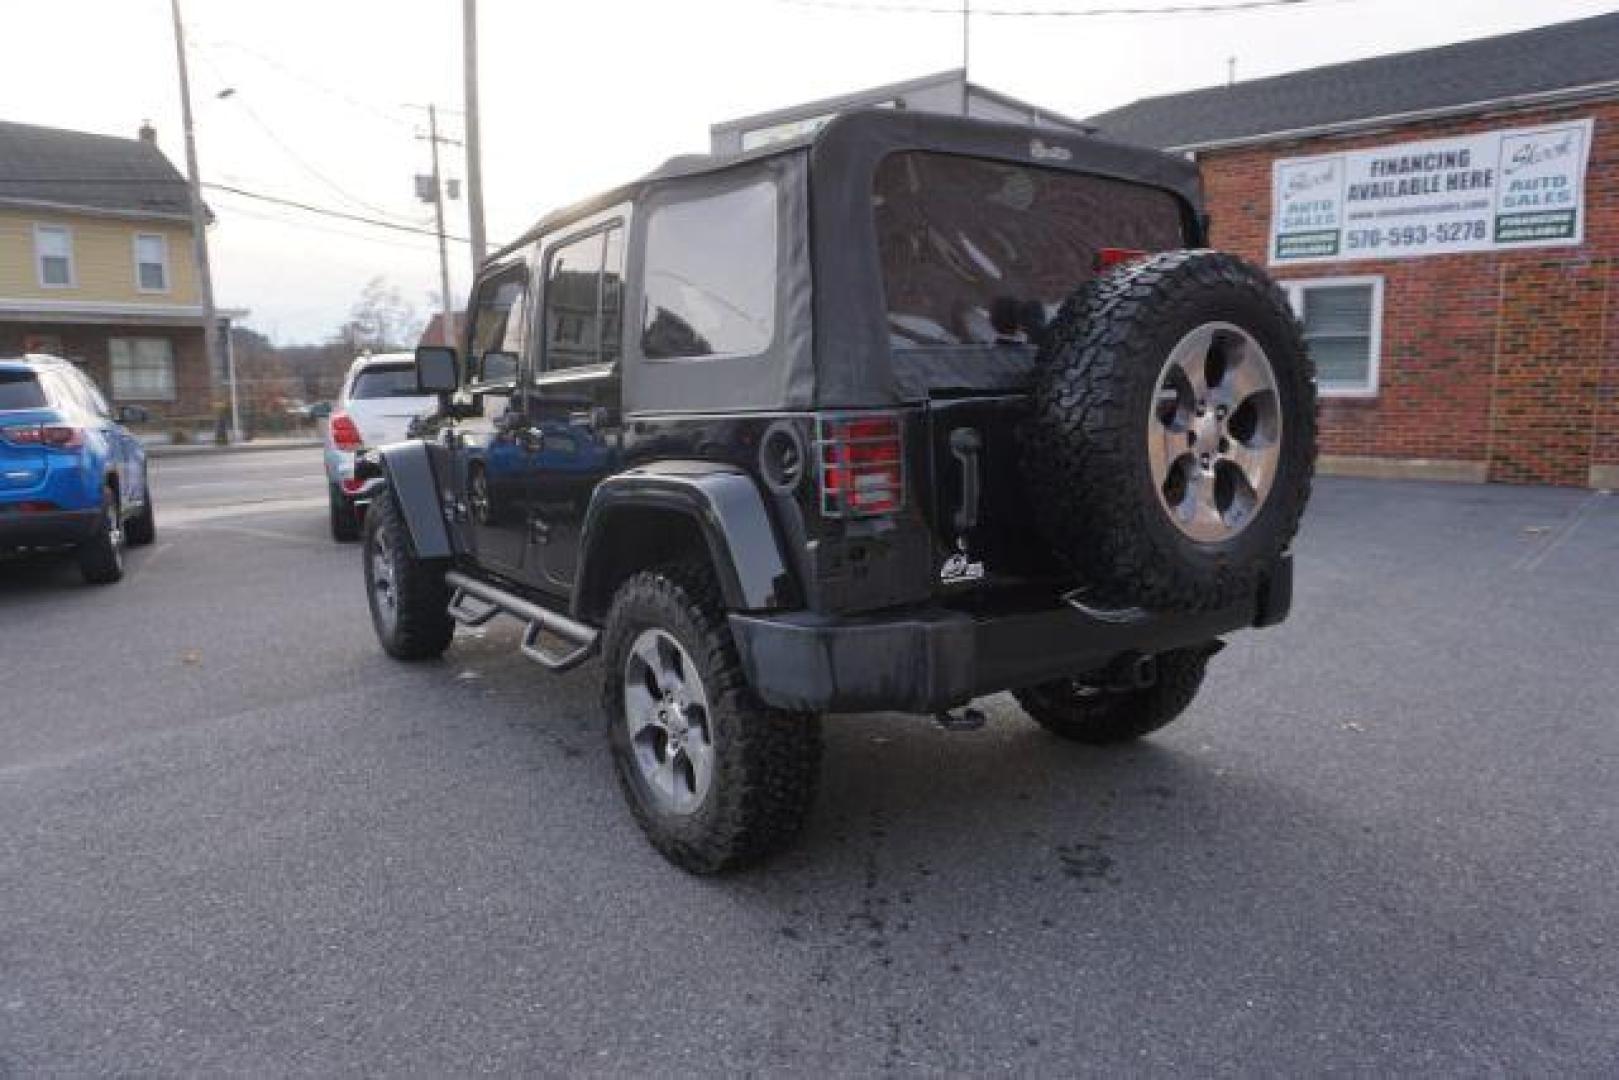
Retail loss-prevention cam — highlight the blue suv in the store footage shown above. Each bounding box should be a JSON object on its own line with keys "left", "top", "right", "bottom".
{"left": 0, "top": 355, "right": 154, "bottom": 584}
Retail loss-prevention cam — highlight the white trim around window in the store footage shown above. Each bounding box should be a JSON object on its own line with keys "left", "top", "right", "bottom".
{"left": 1281, "top": 274, "right": 1384, "bottom": 398}
{"left": 33, "top": 223, "right": 76, "bottom": 288}
{"left": 133, "top": 232, "right": 171, "bottom": 293}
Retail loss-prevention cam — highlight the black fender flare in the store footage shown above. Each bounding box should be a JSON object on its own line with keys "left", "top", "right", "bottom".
{"left": 574, "top": 462, "right": 796, "bottom": 621}
{"left": 376, "top": 441, "right": 453, "bottom": 559}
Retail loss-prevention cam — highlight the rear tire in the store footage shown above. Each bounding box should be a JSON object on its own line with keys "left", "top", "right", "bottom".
{"left": 602, "top": 562, "right": 822, "bottom": 874}
{"left": 1013, "top": 647, "right": 1209, "bottom": 744}
{"left": 77, "top": 484, "right": 125, "bottom": 585}
{"left": 363, "top": 490, "right": 454, "bottom": 661}
{"left": 329, "top": 484, "right": 361, "bottom": 543}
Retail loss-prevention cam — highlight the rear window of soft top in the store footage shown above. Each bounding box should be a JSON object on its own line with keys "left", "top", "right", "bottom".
{"left": 874, "top": 152, "right": 1186, "bottom": 349}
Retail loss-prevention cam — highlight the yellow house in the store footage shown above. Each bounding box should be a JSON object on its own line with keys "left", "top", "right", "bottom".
{"left": 0, "top": 119, "right": 232, "bottom": 425}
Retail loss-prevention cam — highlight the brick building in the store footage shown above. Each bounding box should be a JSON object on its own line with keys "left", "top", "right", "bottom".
{"left": 1090, "top": 13, "right": 1619, "bottom": 488}
{"left": 0, "top": 119, "right": 237, "bottom": 434}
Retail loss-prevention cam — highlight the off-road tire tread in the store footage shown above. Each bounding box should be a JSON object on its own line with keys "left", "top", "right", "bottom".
{"left": 1026, "top": 249, "right": 1317, "bottom": 610}
{"left": 1014, "top": 647, "right": 1209, "bottom": 744}
{"left": 366, "top": 490, "right": 453, "bottom": 661}
{"left": 603, "top": 562, "right": 821, "bottom": 874}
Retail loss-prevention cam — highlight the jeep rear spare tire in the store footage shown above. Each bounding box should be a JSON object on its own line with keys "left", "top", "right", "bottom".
{"left": 1026, "top": 250, "right": 1316, "bottom": 611}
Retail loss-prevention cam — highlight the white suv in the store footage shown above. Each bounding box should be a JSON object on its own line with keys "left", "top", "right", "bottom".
{"left": 323, "top": 353, "right": 436, "bottom": 541}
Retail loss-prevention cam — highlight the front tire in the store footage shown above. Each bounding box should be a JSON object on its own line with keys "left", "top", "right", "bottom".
{"left": 363, "top": 490, "right": 454, "bottom": 661}
{"left": 602, "top": 562, "right": 822, "bottom": 874}
{"left": 77, "top": 484, "right": 126, "bottom": 585}
{"left": 1013, "top": 647, "right": 1210, "bottom": 744}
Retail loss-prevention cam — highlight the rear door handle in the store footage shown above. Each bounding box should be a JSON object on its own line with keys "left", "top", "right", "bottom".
{"left": 949, "top": 427, "right": 983, "bottom": 534}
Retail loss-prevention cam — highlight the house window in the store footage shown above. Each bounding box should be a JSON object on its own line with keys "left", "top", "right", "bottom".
{"left": 109, "top": 337, "right": 177, "bottom": 401}
{"left": 34, "top": 225, "right": 75, "bottom": 288}
{"left": 134, "top": 233, "right": 169, "bottom": 292}
{"left": 1284, "top": 276, "right": 1383, "bottom": 396}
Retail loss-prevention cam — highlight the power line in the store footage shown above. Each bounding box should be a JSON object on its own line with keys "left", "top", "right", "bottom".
{"left": 776, "top": 0, "right": 1335, "bottom": 15}
{"left": 195, "top": 37, "right": 418, "bottom": 130}
{"left": 188, "top": 39, "right": 409, "bottom": 222}
{"left": 208, "top": 196, "right": 449, "bottom": 253}
{"left": 202, "top": 181, "right": 471, "bottom": 242}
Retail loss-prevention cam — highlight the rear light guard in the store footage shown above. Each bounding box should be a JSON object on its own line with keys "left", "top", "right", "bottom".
{"left": 817, "top": 411, "right": 904, "bottom": 517}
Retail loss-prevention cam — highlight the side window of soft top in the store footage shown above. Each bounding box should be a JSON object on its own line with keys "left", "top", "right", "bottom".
{"left": 538, "top": 222, "right": 624, "bottom": 377}
{"left": 465, "top": 262, "right": 530, "bottom": 386}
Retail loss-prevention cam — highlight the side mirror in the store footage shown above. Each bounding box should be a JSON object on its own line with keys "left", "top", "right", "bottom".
{"left": 416, "top": 345, "right": 459, "bottom": 393}
{"left": 308, "top": 401, "right": 332, "bottom": 420}
{"left": 116, "top": 404, "right": 150, "bottom": 424}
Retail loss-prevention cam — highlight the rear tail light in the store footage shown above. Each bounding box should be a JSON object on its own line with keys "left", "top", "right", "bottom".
{"left": 0, "top": 424, "right": 84, "bottom": 449}
{"left": 818, "top": 412, "right": 904, "bottom": 517}
{"left": 329, "top": 411, "right": 363, "bottom": 451}
{"left": 1096, "top": 247, "right": 1149, "bottom": 271}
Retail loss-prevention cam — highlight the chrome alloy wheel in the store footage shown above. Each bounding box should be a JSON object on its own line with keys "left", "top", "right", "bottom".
{"left": 369, "top": 530, "right": 399, "bottom": 632}
{"left": 1148, "top": 321, "right": 1283, "bottom": 543}
{"left": 622, "top": 628, "right": 715, "bottom": 815}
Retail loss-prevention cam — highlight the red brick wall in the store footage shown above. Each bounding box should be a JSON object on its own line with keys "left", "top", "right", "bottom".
{"left": 1199, "top": 97, "right": 1619, "bottom": 486}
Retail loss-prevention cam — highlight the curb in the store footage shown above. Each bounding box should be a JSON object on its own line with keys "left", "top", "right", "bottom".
{"left": 145, "top": 439, "right": 322, "bottom": 458}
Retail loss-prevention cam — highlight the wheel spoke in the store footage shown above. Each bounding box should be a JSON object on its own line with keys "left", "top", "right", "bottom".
{"left": 1217, "top": 343, "right": 1272, "bottom": 409}
{"left": 1148, "top": 415, "right": 1187, "bottom": 488}
{"left": 1225, "top": 439, "right": 1274, "bottom": 490}
{"left": 630, "top": 635, "right": 666, "bottom": 696}
{"left": 679, "top": 745, "right": 712, "bottom": 805}
{"left": 1169, "top": 325, "right": 1214, "bottom": 398}
{"left": 623, "top": 681, "right": 663, "bottom": 740}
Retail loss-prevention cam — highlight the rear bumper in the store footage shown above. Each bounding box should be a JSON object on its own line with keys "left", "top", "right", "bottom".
{"left": 730, "top": 557, "right": 1292, "bottom": 713}
{"left": 0, "top": 506, "right": 100, "bottom": 549}
{"left": 324, "top": 446, "right": 384, "bottom": 503}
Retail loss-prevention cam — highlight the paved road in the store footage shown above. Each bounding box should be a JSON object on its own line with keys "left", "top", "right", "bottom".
{"left": 149, "top": 446, "right": 328, "bottom": 522}
{"left": 2, "top": 452, "right": 1616, "bottom": 1074}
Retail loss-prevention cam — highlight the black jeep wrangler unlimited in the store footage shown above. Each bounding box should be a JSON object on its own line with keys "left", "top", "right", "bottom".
{"left": 361, "top": 110, "right": 1315, "bottom": 873}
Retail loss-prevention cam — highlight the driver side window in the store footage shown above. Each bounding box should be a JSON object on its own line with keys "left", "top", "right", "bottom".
{"left": 465, "top": 264, "right": 530, "bottom": 386}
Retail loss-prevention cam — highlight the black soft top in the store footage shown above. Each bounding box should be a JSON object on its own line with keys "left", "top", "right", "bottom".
{"left": 493, "top": 110, "right": 1205, "bottom": 411}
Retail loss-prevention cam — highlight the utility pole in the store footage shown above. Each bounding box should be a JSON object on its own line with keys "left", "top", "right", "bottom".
{"left": 169, "top": 0, "right": 237, "bottom": 442}
{"left": 423, "top": 105, "right": 455, "bottom": 347}
{"left": 462, "top": 0, "right": 488, "bottom": 270}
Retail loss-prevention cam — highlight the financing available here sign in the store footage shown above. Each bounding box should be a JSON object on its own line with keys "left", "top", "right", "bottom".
{"left": 1269, "top": 119, "right": 1593, "bottom": 264}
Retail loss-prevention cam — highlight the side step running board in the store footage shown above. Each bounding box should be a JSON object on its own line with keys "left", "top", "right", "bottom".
{"left": 445, "top": 571, "right": 599, "bottom": 674}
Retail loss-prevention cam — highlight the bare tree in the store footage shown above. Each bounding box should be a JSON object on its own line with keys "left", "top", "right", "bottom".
{"left": 336, "top": 278, "right": 424, "bottom": 352}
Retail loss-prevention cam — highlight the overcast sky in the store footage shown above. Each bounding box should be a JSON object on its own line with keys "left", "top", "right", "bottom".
{"left": 4, "top": 0, "right": 1614, "bottom": 343}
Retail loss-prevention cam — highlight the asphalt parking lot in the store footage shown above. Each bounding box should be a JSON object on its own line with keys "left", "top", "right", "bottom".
{"left": 2, "top": 448, "right": 1616, "bottom": 1075}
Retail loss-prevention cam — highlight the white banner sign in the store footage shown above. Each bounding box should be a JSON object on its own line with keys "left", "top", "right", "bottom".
{"left": 1270, "top": 119, "right": 1593, "bottom": 264}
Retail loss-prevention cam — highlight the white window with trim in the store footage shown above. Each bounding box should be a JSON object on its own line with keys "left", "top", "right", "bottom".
{"left": 109, "top": 337, "right": 177, "bottom": 401}
{"left": 34, "top": 224, "right": 75, "bottom": 288}
{"left": 134, "top": 233, "right": 170, "bottom": 292}
{"left": 1283, "top": 276, "right": 1383, "bottom": 397}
